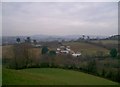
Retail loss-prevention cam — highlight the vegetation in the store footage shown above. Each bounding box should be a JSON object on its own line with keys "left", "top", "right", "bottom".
{"left": 0, "top": 65, "right": 2, "bottom": 86}
{"left": 2, "top": 68, "right": 118, "bottom": 85}
{"left": 16, "top": 38, "right": 21, "bottom": 43}
{"left": 41, "top": 46, "right": 49, "bottom": 55}
{"left": 90, "top": 40, "right": 118, "bottom": 50}
{"left": 63, "top": 41, "right": 109, "bottom": 57}
{"left": 110, "top": 48, "right": 118, "bottom": 58}
{"left": 2, "top": 37, "right": 120, "bottom": 84}
{"left": 49, "top": 50, "right": 56, "bottom": 56}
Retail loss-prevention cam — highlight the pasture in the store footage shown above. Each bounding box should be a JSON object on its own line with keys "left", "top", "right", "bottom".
{"left": 90, "top": 40, "right": 118, "bottom": 49}
{"left": 91, "top": 40, "right": 118, "bottom": 45}
{"left": 0, "top": 46, "right": 2, "bottom": 86}
{"left": 2, "top": 68, "right": 118, "bottom": 85}
{"left": 2, "top": 40, "right": 120, "bottom": 84}
{"left": 2, "top": 41, "right": 110, "bottom": 58}
{"left": 63, "top": 42, "right": 109, "bottom": 56}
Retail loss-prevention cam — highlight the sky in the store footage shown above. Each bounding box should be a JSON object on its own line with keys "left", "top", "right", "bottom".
{"left": 2, "top": 2, "right": 118, "bottom": 36}
{"left": 1, "top": 0, "right": 120, "bottom": 2}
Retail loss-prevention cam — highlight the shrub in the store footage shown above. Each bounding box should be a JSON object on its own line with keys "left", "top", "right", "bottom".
{"left": 49, "top": 50, "right": 56, "bottom": 56}
{"left": 101, "top": 69, "right": 106, "bottom": 77}
{"left": 41, "top": 46, "right": 49, "bottom": 55}
{"left": 110, "top": 48, "right": 118, "bottom": 58}
{"left": 87, "top": 60, "right": 97, "bottom": 74}
{"left": 113, "top": 69, "right": 120, "bottom": 83}
{"left": 40, "top": 63, "right": 49, "bottom": 68}
{"left": 106, "top": 71, "right": 113, "bottom": 79}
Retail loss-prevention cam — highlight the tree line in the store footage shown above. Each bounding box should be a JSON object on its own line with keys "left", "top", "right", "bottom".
{"left": 2, "top": 37, "right": 120, "bottom": 83}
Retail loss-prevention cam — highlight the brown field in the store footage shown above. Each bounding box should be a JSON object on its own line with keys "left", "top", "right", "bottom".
{"left": 2, "top": 45, "right": 41, "bottom": 59}
{"left": 2, "top": 41, "right": 110, "bottom": 58}
{"left": 2, "top": 45, "right": 14, "bottom": 59}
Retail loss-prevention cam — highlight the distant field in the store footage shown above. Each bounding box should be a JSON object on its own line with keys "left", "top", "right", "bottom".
{"left": 2, "top": 41, "right": 110, "bottom": 57}
{"left": 2, "top": 68, "right": 118, "bottom": 85}
{"left": 91, "top": 40, "right": 118, "bottom": 45}
{"left": 63, "top": 42, "right": 109, "bottom": 56}
{"left": 90, "top": 40, "right": 118, "bottom": 50}
{"left": 2, "top": 45, "right": 41, "bottom": 59}
{"left": 2, "top": 45, "right": 14, "bottom": 59}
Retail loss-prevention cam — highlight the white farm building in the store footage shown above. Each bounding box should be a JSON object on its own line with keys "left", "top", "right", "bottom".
{"left": 56, "top": 45, "right": 81, "bottom": 57}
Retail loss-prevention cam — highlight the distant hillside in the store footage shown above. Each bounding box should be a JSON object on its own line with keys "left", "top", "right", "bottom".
{"left": 0, "top": 37, "right": 1, "bottom": 45}
{"left": 106, "top": 35, "right": 120, "bottom": 40}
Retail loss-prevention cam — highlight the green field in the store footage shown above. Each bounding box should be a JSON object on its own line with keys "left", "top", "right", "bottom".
{"left": 90, "top": 40, "right": 118, "bottom": 50}
{"left": 91, "top": 40, "right": 118, "bottom": 45}
{"left": 0, "top": 65, "right": 2, "bottom": 86}
{"left": 63, "top": 42, "right": 109, "bottom": 56}
{"left": 3, "top": 68, "right": 118, "bottom": 85}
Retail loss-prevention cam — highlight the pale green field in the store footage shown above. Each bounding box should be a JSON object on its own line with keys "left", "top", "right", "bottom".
{"left": 2, "top": 42, "right": 110, "bottom": 57}
{"left": 63, "top": 42, "right": 109, "bottom": 56}
{"left": 3, "top": 68, "right": 118, "bottom": 85}
{"left": 91, "top": 40, "right": 118, "bottom": 45}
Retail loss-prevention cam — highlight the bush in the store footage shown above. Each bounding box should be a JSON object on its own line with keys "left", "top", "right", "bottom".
{"left": 110, "top": 48, "right": 118, "bottom": 58}
{"left": 114, "top": 69, "right": 120, "bottom": 83}
{"left": 106, "top": 71, "right": 113, "bottom": 79}
{"left": 49, "top": 50, "right": 56, "bottom": 56}
{"left": 117, "top": 54, "right": 120, "bottom": 59}
{"left": 41, "top": 46, "right": 49, "bottom": 55}
{"left": 101, "top": 69, "right": 106, "bottom": 77}
{"left": 40, "top": 63, "right": 49, "bottom": 68}
{"left": 87, "top": 60, "right": 97, "bottom": 74}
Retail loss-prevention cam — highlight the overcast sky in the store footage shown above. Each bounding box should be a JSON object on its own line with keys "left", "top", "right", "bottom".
{"left": 2, "top": 2, "right": 118, "bottom": 36}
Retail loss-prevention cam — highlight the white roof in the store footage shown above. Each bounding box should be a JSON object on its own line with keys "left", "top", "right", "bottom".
{"left": 72, "top": 53, "right": 81, "bottom": 57}
{"left": 57, "top": 48, "right": 61, "bottom": 50}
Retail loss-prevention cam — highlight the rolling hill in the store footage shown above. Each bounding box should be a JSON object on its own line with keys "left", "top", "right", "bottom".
{"left": 2, "top": 68, "right": 118, "bottom": 85}
{"left": 63, "top": 42, "right": 109, "bottom": 56}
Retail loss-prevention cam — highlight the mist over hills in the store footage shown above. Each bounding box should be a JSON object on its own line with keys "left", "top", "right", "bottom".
{"left": 32, "top": 34, "right": 109, "bottom": 40}
{"left": 1, "top": 34, "right": 118, "bottom": 45}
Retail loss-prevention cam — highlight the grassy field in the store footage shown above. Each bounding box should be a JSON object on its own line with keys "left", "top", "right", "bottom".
{"left": 90, "top": 40, "right": 118, "bottom": 50}
{"left": 91, "top": 40, "right": 118, "bottom": 45}
{"left": 63, "top": 42, "right": 109, "bottom": 56}
{"left": 0, "top": 46, "right": 2, "bottom": 86}
{"left": 0, "top": 65, "right": 2, "bottom": 86}
{"left": 2, "top": 41, "right": 110, "bottom": 58}
{"left": 2, "top": 68, "right": 118, "bottom": 85}
{"left": 2, "top": 45, "right": 41, "bottom": 59}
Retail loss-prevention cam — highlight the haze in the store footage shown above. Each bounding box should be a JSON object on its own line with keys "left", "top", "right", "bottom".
{"left": 2, "top": 2, "right": 118, "bottom": 36}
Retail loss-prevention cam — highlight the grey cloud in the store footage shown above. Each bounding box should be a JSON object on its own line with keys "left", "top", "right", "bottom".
{"left": 2, "top": 2, "right": 118, "bottom": 36}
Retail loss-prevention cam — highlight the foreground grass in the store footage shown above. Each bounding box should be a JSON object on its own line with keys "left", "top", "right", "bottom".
{"left": 0, "top": 65, "right": 2, "bottom": 86}
{"left": 3, "top": 68, "right": 118, "bottom": 85}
